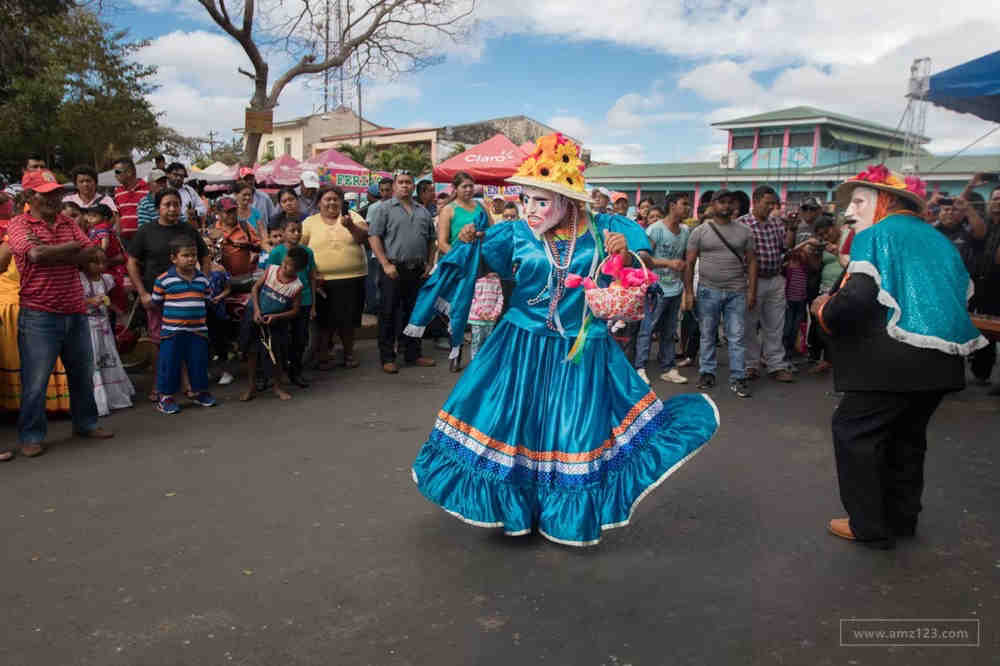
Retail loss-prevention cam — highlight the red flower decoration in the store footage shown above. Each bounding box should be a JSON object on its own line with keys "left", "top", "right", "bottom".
{"left": 905, "top": 175, "right": 927, "bottom": 198}
{"left": 555, "top": 132, "right": 567, "bottom": 146}
{"left": 856, "top": 164, "right": 890, "bottom": 183}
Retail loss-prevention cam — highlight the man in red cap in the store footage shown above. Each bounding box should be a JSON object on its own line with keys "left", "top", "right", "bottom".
{"left": 4, "top": 170, "right": 113, "bottom": 459}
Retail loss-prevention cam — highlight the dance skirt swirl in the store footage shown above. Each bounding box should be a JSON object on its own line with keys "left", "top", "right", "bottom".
{"left": 412, "top": 319, "right": 719, "bottom": 546}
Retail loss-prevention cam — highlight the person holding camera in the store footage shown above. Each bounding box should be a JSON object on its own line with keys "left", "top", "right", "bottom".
{"left": 962, "top": 173, "right": 1000, "bottom": 390}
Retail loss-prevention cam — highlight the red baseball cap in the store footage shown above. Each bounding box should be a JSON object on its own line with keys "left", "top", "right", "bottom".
{"left": 22, "top": 170, "right": 63, "bottom": 193}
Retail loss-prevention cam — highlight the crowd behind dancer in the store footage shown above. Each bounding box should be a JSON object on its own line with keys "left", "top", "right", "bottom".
{"left": 0, "top": 147, "right": 997, "bottom": 467}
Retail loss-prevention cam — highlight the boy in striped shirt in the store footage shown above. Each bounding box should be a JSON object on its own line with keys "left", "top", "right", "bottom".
{"left": 151, "top": 238, "right": 217, "bottom": 414}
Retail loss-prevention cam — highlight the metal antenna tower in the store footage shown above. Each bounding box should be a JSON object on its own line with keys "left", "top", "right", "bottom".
{"left": 900, "top": 57, "right": 931, "bottom": 174}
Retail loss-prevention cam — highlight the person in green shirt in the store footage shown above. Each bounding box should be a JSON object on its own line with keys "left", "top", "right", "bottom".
{"left": 265, "top": 218, "right": 318, "bottom": 387}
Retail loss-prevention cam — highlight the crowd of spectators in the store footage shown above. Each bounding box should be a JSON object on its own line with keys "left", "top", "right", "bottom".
{"left": 1, "top": 152, "right": 997, "bottom": 460}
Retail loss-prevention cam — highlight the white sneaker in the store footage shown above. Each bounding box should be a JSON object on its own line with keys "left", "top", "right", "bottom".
{"left": 676, "top": 357, "right": 693, "bottom": 368}
{"left": 636, "top": 368, "right": 650, "bottom": 384}
{"left": 218, "top": 371, "right": 234, "bottom": 385}
{"left": 660, "top": 368, "right": 688, "bottom": 384}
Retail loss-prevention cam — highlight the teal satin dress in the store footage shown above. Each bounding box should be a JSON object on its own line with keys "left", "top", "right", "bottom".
{"left": 412, "top": 215, "right": 719, "bottom": 546}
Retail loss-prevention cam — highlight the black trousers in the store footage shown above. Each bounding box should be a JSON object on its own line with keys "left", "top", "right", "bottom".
{"left": 831, "top": 390, "right": 945, "bottom": 541}
{"left": 288, "top": 308, "right": 310, "bottom": 378}
{"left": 378, "top": 265, "right": 424, "bottom": 364}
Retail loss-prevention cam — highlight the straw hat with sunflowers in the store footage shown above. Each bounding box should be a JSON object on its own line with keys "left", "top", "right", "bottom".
{"left": 507, "top": 133, "right": 591, "bottom": 202}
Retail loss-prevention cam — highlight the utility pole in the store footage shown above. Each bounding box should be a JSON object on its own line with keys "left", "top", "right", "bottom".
{"left": 206, "top": 130, "right": 218, "bottom": 158}
{"left": 322, "top": 0, "right": 331, "bottom": 112}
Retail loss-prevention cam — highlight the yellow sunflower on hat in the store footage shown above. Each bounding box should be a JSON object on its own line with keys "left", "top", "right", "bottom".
{"left": 509, "top": 132, "right": 590, "bottom": 202}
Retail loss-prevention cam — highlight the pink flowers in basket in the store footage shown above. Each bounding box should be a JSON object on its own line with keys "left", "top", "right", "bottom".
{"left": 565, "top": 253, "right": 657, "bottom": 322}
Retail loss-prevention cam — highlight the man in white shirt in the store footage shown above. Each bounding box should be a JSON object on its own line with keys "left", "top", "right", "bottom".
{"left": 166, "top": 162, "right": 206, "bottom": 221}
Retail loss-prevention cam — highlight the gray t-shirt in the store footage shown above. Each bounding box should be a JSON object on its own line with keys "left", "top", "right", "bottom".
{"left": 689, "top": 219, "right": 754, "bottom": 292}
{"left": 367, "top": 197, "right": 435, "bottom": 263}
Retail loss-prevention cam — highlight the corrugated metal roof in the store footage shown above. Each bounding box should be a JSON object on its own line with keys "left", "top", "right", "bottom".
{"left": 711, "top": 105, "right": 910, "bottom": 138}
{"left": 586, "top": 154, "right": 1000, "bottom": 181}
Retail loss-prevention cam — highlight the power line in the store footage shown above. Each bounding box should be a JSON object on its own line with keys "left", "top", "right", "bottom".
{"left": 928, "top": 125, "right": 1000, "bottom": 173}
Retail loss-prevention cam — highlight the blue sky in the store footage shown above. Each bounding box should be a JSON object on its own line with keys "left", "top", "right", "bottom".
{"left": 115, "top": 0, "right": 1000, "bottom": 164}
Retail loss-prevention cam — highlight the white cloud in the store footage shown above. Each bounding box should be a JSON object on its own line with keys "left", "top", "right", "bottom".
{"left": 603, "top": 83, "right": 700, "bottom": 132}
{"left": 677, "top": 19, "right": 1000, "bottom": 159}
{"left": 135, "top": 29, "right": 425, "bottom": 140}
{"left": 589, "top": 143, "right": 646, "bottom": 164}
{"left": 547, "top": 115, "right": 591, "bottom": 142}
{"left": 476, "top": 0, "right": 999, "bottom": 67}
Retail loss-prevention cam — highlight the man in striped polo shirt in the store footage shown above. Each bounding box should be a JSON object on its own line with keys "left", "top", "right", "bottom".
{"left": 5, "top": 170, "right": 113, "bottom": 459}
{"left": 113, "top": 157, "right": 148, "bottom": 241}
{"left": 150, "top": 237, "right": 216, "bottom": 415}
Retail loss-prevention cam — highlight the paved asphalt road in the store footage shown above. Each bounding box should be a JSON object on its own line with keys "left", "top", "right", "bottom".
{"left": 1, "top": 340, "right": 997, "bottom": 665}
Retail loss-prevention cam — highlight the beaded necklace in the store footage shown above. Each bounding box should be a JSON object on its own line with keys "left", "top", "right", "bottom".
{"left": 526, "top": 215, "right": 579, "bottom": 335}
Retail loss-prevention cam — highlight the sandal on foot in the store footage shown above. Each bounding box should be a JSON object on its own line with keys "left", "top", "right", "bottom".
{"left": 0, "top": 450, "right": 14, "bottom": 462}
{"left": 239, "top": 391, "right": 256, "bottom": 402}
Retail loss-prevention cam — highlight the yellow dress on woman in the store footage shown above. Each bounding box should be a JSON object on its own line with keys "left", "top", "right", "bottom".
{"left": 0, "top": 262, "right": 72, "bottom": 412}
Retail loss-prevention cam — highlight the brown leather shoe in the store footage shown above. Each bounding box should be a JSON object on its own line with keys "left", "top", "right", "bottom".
{"left": 19, "top": 443, "right": 46, "bottom": 458}
{"left": 413, "top": 357, "right": 436, "bottom": 367}
{"left": 382, "top": 362, "right": 399, "bottom": 374}
{"left": 770, "top": 369, "right": 796, "bottom": 383}
{"left": 745, "top": 367, "right": 760, "bottom": 380}
{"left": 828, "top": 518, "right": 856, "bottom": 541}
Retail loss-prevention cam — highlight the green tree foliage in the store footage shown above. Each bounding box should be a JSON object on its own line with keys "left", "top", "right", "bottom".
{"left": 336, "top": 142, "right": 379, "bottom": 167}
{"left": 336, "top": 142, "right": 431, "bottom": 175}
{"left": 0, "top": 7, "right": 160, "bottom": 175}
{"left": 371, "top": 145, "right": 433, "bottom": 176}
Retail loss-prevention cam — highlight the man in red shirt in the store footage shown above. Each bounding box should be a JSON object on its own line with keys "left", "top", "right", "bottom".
{"left": 4, "top": 170, "right": 113, "bottom": 460}
{"left": 112, "top": 156, "right": 148, "bottom": 241}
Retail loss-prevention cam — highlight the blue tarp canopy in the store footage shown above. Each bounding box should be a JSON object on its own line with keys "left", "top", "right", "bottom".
{"left": 927, "top": 50, "right": 1000, "bottom": 123}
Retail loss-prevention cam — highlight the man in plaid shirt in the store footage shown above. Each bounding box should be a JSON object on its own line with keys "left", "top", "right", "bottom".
{"left": 737, "top": 186, "right": 795, "bottom": 383}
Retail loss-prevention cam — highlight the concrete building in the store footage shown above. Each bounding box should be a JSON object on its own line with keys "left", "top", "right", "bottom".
{"left": 313, "top": 115, "right": 582, "bottom": 165}
{"left": 236, "top": 106, "right": 382, "bottom": 162}
{"left": 586, "top": 106, "right": 999, "bottom": 212}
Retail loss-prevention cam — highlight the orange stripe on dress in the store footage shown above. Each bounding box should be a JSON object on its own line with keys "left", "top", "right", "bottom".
{"left": 437, "top": 391, "right": 658, "bottom": 463}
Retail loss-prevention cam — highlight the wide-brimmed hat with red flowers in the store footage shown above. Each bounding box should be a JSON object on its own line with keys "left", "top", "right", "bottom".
{"left": 834, "top": 164, "right": 927, "bottom": 212}
{"left": 507, "top": 133, "right": 591, "bottom": 202}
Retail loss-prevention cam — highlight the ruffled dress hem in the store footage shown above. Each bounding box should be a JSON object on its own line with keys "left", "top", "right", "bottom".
{"left": 413, "top": 393, "right": 719, "bottom": 547}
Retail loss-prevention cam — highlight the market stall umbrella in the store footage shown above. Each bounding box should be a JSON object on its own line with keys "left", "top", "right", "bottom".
{"left": 255, "top": 154, "right": 302, "bottom": 186}
{"left": 97, "top": 160, "right": 155, "bottom": 188}
{"left": 433, "top": 134, "right": 528, "bottom": 186}
{"left": 927, "top": 50, "right": 1000, "bottom": 123}
{"left": 300, "top": 148, "right": 377, "bottom": 192}
{"left": 201, "top": 161, "right": 231, "bottom": 175}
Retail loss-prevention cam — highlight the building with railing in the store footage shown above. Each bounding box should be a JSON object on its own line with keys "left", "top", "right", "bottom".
{"left": 586, "top": 106, "right": 998, "bottom": 212}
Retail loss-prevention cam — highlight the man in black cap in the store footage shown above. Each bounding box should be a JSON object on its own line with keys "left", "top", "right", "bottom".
{"left": 684, "top": 189, "right": 759, "bottom": 398}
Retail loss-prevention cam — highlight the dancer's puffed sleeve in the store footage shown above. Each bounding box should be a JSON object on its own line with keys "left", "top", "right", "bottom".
{"left": 594, "top": 213, "right": 652, "bottom": 255}
{"left": 480, "top": 221, "right": 516, "bottom": 280}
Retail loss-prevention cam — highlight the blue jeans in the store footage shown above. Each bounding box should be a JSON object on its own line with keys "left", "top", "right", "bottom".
{"left": 157, "top": 332, "right": 210, "bottom": 396}
{"left": 696, "top": 285, "right": 746, "bottom": 381}
{"left": 635, "top": 290, "right": 682, "bottom": 371}
{"left": 17, "top": 308, "right": 99, "bottom": 445}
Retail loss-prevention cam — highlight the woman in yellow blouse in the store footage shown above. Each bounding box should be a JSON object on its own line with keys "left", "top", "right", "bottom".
{"left": 302, "top": 186, "right": 369, "bottom": 370}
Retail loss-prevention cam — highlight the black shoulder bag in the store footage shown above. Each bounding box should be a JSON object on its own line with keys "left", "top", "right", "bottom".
{"left": 707, "top": 222, "right": 746, "bottom": 274}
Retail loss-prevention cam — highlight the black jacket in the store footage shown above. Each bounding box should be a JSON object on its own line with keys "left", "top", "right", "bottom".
{"left": 819, "top": 273, "right": 965, "bottom": 393}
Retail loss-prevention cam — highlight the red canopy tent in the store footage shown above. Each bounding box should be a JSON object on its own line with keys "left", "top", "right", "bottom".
{"left": 254, "top": 154, "right": 302, "bottom": 186}
{"left": 300, "top": 148, "right": 382, "bottom": 192}
{"left": 433, "top": 134, "right": 528, "bottom": 185}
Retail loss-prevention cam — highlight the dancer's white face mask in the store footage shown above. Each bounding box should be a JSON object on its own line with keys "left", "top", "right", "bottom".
{"left": 845, "top": 186, "right": 878, "bottom": 233}
{"left": 523, "top": 187, "right": 569, "bottom": 236}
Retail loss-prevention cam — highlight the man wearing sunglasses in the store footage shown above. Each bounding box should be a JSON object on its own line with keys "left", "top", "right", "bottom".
{"left": 112, "top": 157, "right": 149, "bottom": 241}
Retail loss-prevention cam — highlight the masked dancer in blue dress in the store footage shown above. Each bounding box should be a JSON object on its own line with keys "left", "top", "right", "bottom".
{"left": 404, "top": 134, "right": 719, "bottom": 546}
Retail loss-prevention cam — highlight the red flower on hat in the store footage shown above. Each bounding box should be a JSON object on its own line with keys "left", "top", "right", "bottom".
{"left": 905, "top": 175, "right": 927, "bottom": 198}
{"left": 856, "top": 164, "right": 890, "bottom": 183}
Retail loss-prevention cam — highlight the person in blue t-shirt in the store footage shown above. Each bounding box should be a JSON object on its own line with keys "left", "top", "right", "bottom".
{"left": 239, "top": 246, "right": 307, "bottom": 402}
{"left": 635, "top": 195, "right": 692, "bottom": 385}
{"left": 264, "top": 217, "right": 318, "bottom": 387}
